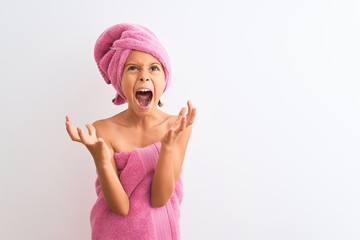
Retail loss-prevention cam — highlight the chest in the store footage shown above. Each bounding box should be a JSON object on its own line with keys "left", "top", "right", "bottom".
{"left": 111, "top": 124, "right": 168, "bottom": 153}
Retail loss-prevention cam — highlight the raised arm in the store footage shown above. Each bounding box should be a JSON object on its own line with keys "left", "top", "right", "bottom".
{"left": 65, "top": 116, "right": 130, "bottom": 216}
{"left": 150, "top": 101, "right": 197, "bottom": 207}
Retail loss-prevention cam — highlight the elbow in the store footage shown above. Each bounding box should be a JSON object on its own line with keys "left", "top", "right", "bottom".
{"left": 107, "top": 199, "right": 130, "bottom": 216}
{"left": 150, "top": 180, "right": 175, "bottom": 208}
{"left": 111, "top": 206, "right": 129, "bottom": 216}
{"left": 150, "top": 198, "right": 168, "bottom": 208}
{"left": 150, "top": 192, "right": 172, "bottom": 208}
{"left": 118, "top": 210, "right": 129, "bottom": 217}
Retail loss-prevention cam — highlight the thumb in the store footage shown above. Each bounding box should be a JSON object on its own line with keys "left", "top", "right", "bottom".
{"left": 97, "top": 138, "right": 106, "bottom": 147}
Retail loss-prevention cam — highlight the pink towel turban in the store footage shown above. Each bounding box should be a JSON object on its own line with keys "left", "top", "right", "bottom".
{"left": 94, "top": 23, "right": 171, "bottom": 105}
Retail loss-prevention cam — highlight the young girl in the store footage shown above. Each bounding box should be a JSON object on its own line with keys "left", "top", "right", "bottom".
{"left": 65, "top": 23, "right": 196, "bottom": 240}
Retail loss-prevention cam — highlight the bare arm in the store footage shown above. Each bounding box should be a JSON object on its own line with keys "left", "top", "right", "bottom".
{"left": 65, "top": 116, "right": 130, "bottom": 216}
{"left": 150, "top": 101, "right": 197, "bottom": 207}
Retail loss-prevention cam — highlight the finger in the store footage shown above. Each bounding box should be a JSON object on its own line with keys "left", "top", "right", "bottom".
{"left": 174, "top": 116, "right": 186, "bottom": 134}
{"left": 180, "top": 106, "right": 187, "bottom": 115}
{"left": 186, "top": 100, "right": 194, "bottom": 120}
{"left": 86, "top": 124, "right": 96, "bottom": 137}
{"left": 186, "top": 100, "right": 193, "bottom": 116}
{"left": 65, "top": 115, "right": 72, "bottom": 122}
{"left": 176, "top": 107, "right": 186, "bottom": 123}
{"left": 65, "top": 119, "right": 81, "bottom": 142}
{"left": 168, "top": 128, "right": 176, "bottom": 139}
{"left": 65, "top": 115, "right": 71, "bottom": 126}
{"left": 186, "top": 107, "right": 197, "bottom": 126}
{"left": 180, "top": 117, "right": 186, "bottom": 132}
{"left": 77, "top": 127, "right": 90, "bottom": 145}
{"left": 97, "top": 137, "right": 107, "bottom": 148}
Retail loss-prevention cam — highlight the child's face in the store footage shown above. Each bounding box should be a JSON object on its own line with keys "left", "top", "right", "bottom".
{"left": 121, "top": 50, "right": 166, "bottom": 113}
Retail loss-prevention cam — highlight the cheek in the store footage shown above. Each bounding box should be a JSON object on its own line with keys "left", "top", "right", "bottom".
{"left": 155, "top": 78, "right": 166, "bottom": 94}
{"left": 120, "top": 77, "right": 134, "bottom": 96}
{"left": 157, "top": 73, "right": 166, "bottom": 91}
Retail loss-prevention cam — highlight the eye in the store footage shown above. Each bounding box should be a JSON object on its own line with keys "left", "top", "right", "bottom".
{"left": 150, "top": 65, "right": 160, "bottom": 71}
{"left": 127, "top": 65, "right": 138, "bottom": 71}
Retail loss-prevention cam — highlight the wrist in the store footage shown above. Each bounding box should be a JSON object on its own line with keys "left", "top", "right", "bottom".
{"left": 160, "top": 142, "right": 175, "bottom": 151}
{"left": 94, "top": 159, "right": 113, "bottom": 171}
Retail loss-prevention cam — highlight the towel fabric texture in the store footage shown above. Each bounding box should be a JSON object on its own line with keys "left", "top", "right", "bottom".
{"left": 90, "top": 142, "right": 183, "bottom": 240}
{"left": 94, "top": 23, "right": 172, "bottom": 105}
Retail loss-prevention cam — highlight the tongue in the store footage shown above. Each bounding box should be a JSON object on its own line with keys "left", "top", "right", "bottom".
{"left": 136, "top": 92, "right": 152, "bottom": 107}
{"left": 136, "top": 92, "right": 152, "bottom": 100}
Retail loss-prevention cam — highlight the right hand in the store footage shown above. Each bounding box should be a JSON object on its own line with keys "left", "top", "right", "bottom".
{"left": 65, "top": 115, "right": 111, "bottom": 167}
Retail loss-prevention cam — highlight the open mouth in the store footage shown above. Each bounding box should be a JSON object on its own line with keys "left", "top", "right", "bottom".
{"left": 135, "top": 88, "right": 153, "bottom": 107}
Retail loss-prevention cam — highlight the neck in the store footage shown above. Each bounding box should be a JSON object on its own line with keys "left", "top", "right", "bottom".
{"left": 122, "top": 108, "right": 164, "bottom": 129}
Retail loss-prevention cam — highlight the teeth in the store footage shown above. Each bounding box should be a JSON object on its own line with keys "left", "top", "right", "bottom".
{"left": 137, "top": 89, "right": 151, "bottom": 93}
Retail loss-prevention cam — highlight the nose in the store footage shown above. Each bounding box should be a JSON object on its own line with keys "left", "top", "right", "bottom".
{"left": 140, "top": 74, "right": 150, "bottom": 82}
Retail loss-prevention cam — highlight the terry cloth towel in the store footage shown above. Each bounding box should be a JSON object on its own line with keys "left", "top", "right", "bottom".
{"left": 94, "top": 23, "right": 172, "bottom": 105}
{"left": 90, "top": 142, "right": 183, "bottom": 240}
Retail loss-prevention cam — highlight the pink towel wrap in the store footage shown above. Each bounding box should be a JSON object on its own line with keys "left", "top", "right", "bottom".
{"left": 94, "top": 23, "right": 172, "bottom": 105}
{"left": 90, "top": 142, "right": 183, "bottom": 240}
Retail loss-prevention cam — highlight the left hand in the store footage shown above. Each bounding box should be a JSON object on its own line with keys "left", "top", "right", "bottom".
{"left": 161, "top": 100, "right": 196, "bottom": 148}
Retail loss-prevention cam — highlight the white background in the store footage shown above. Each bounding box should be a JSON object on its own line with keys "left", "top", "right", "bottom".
{"left": 1, "top": 0, "right": 359, "bottom": 239}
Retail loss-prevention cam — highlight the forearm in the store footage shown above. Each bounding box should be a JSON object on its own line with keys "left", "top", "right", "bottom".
{"left": 150, "top": 145, "right": 183, "bottom": 207}
{"left": 96, "top": 163, "right": 130, "bottom": 216}
{"left": 151, "top": 104, "right": 195, "bottom": 207}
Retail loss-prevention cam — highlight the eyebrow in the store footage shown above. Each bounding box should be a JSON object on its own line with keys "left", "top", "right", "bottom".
{"left": 124, "top": 62, "right": 161, "bottom": 67}
{"left": 124, "top": 63, "right": 137, "bottom": 67}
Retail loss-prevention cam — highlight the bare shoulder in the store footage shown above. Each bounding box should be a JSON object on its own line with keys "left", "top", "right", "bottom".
{"left": 158, "top": 111, "right": 177, "bottom": 129}
{"left": 92, "top": 118, "right": 112, "bottom": 135}
{"left": 92, "top": 115, "right": 122, "bottom": 149}
{"left": 93, "top": 112, "right": 125, "bottom": 129}
{"left": 165, "top": 113, "right": 178, "bottom": 126}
